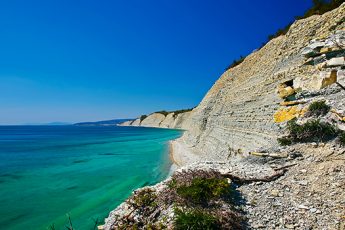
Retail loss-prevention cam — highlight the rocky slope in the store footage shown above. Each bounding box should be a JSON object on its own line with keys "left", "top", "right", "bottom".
{"left": 119, "top": 111, "right": 192, "bottom": 129}
{"left": 120, "top": 5, "right": 345, "bottom": 166}
{"left": 108, "top": 4, "right": 345, "bottom": 229}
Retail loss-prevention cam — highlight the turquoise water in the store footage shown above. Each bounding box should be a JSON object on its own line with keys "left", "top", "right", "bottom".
{"left": 0, "top": 125, "right": 182, "bottom": 230}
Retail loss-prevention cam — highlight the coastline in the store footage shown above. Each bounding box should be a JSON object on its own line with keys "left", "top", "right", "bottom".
{"left": 168, "top": 141, "right": 180, "bottom": 175}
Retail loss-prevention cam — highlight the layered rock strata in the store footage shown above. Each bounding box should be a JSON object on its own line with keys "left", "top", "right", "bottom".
{"left": 108, "top": 5, "right": 345, "bottom": 229}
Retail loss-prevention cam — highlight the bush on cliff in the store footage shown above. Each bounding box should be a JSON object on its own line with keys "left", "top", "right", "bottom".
{"left": 267, "top": 0, "right": 344, "bottom": 41}
{"left": 172, "top": 108, "right": 193, "bottom": 118}
{"left": 131, "top": 188, "right": 157, "bottom": 209}
{"left": 225, "top": 56, "right": 245, "bottom": 71}
{"left": 308, "top": 100, "right": 330, "bottom": 116}
{"left": 168, "top": 170, "right": 234, "bottom": 207}
{"left": 278, "top": 118, "right": 338, "bottom": 145}
{"left": 174, "top": 208, "right": 220, "bottom": 230}
{"left": 140, "top": 115, "right": 147, "bottom": 122}
{"left": 176, "top": 177, "right": 230, "bottom": 206}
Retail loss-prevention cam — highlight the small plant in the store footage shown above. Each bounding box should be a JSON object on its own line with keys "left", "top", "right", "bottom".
{"left": 174, "top": 208, "right": 219, "bottom": 230}
{"left": 176, "top": 177, "right": 230, "bottom": 206}
{"left": 308, "top": 100, "right": 330, "bottom": 116}
{"left": 140, "top": 115, "right": 147, "bottom": 122}
{"left": 172, "top": 108, "right": 194, "bottom": 118}
{"left": 132, "top": 188, "right": 157, "bottom": 208}
{"left": 277, "top": 118, "right": 338, "bottom": 145}
{"left": 155, "top": 111, "right": 170, "bottom": 116}
{"left": 225, "top": 56, "right": 245, "bottom": 71}
{"left": 277, "top": 137, "right": 292, "bottom": 146}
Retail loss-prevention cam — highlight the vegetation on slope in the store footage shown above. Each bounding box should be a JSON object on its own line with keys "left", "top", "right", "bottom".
{"left": 111, "top": 169, "right": 244, "bottom": 229}
{"left": 226, "top": 0, "right": 345, "bottom": 71}
{"left": 154, "top": 108, "right": 194, "bottom": 118}
{"left": 277, "top": 118, "right": 341, "bottom": 145}
{"left": 307, "top": 100, "right": 331, "bottom": 117}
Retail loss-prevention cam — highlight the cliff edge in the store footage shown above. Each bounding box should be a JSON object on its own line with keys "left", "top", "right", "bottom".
{"left": 109, "top": 4, "right": 345, "bottom": 229}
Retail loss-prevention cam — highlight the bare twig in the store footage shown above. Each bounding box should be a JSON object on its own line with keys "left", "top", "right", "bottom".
{"left": 221, "top": 169, "right": 287, "bottom": 185}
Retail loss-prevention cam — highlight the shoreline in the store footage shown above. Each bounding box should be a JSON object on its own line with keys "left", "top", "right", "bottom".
{"left": 168, "top": 141, "right": 180, "bottom": 175}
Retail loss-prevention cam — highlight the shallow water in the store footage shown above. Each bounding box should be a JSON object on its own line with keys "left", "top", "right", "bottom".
{"left": 0, "top": 125, "right": 182, "bottom": 230}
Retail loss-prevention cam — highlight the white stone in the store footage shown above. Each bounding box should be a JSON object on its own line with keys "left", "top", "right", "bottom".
{"left": 326, "top": 57, "right": 345, "bottom": 67}
{"left": 337, "top": 69, "right": 345, "bottom": 85}
{"left": 293, "top": 71, "right": 337, "bottom": 91}
{"left": 298, "top": 204, "right": 309, "bottom": 210}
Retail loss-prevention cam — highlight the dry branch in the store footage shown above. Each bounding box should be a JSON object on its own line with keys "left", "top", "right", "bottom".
{"left": 222, "top": 169, "right": 287, "bottom": 185}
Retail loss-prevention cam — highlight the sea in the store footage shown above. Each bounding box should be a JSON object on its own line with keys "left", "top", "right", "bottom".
{"left": 0, "top": 125, "right": 183, "bottom": 230}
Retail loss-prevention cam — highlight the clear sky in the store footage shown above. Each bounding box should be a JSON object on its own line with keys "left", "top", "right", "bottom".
{"left": 0, "top": 0, "right": 313, "bottom": 124}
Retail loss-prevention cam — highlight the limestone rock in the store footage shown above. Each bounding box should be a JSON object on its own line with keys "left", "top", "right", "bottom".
{"left": 278, "top": 85, "right": 295, "bottom": 99}
{"left": 131, "top": 118, "right": 141, "bottom": 126}
{"left": 338, "top": 69, "right": 345, "bottom": 85}
{"left": 119, "top": 3, "right": 345, "bottom": 164}
{"left": 119, "top": 111, "right": 192, "bottom": 129}
{"left": 273, "top": 106, "right": 306, "bottom": 123}
{"left": 326, "top": 57, "right": 345, "bottom": 67}
{"left": 294, "top": 70, "right": 337, "bottom": 91}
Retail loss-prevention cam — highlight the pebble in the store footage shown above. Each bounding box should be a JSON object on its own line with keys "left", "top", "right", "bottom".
{"left": 298, "top": 204, "right": 309, "bottom": 210}
{"left": 299, "top": 180, "right": 308, "bottom": 186}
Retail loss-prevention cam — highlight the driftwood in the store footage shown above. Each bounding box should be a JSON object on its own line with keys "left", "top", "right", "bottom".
{"left": 222, "top": 169, "right": 287, "bottom": 185}
{"left": 249, "top": 152, "right": 288, "bottom": 158}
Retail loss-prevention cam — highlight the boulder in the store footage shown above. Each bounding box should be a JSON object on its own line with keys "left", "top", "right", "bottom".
{"left": 337, "top": 69, "right": 345, "bottom": 85}
{"left": 326, "top": 57, "right": 345, "bottom": 67}
{"left": 278, "top": 82, "right": 295, "bottom": 99}
{"left": 273, "top": 106, "right": 307, "bottom": 123}
{"left": 301, "top": 40, "right": 325, "bottom": 57}
{"left": 293, "top": 70, "right": 337, "bottom": 91}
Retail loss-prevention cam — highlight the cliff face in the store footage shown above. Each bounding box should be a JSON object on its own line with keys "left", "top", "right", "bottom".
{"left": 105, "top": 5, "right": 345, "bottom": 230}
{"left": 120, "top": 4, "right": 345, "bottom": 167}
{"left": 119, "top": 111, "right": 192, "bottom": 129}
{"left": 171, "top": 4, "right": 345, "bottom": 165}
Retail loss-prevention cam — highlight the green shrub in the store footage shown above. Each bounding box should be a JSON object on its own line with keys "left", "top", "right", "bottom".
{"left": 277, "top": 137, "right": 292, "bottom": 146}
{"left": 291, "top": 119, "right": 336, "bottom": 141}
{"left": 264, "top": 0, "right": 344, "bottom": 45}
{"left": 176, "top": 177, "right": 230, "bottom": 206}
{"left": 140, "top": 115, "right": 147, "bottom": 122}
{"left": 174, "top": 209, "right": 219, "bottom": 230}
{"left": 225, "top": 56, "right": 245, "bottom": 71}
{"left": 172, "top": 108, "right": 193, "bottom": 118}
{"left": 278, "top": 119, "right": 337, "bottom": 145}
{"left": 156, "top": 108, "right": 194, "bottom": 117}
{"left": 155, "top": 110, "right": 170, "bottom": 116}
{"left": 132, "top": 188, "right": 157, "bottom": 208}
{"left": 308, "top": 101, "right": 330, "bottom": 116}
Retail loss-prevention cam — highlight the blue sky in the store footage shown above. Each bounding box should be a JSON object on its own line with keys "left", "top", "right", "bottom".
{"left": 0, "top": 0, "right": 312, "bottom": 124}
